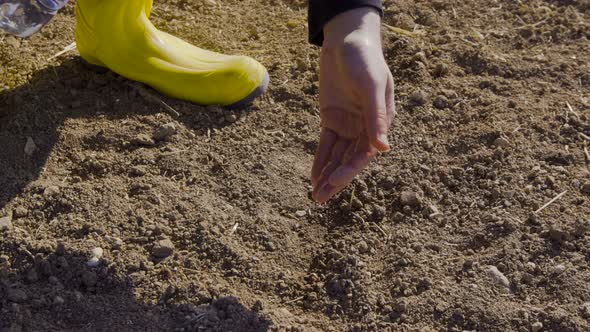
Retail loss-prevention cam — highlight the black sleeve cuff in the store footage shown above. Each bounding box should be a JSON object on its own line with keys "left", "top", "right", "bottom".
{"left": 308, "top": 0, "right": 383, "bottom": 46}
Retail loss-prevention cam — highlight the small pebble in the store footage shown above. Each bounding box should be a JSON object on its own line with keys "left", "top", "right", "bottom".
{"left": 13, "top": 207, "right": 28, "bottom": 218}
{"left": 24, "top": 137, "right": 37, "bottom": 156}
{"left": 86, "top": 257, "right": 100, "bottom": 268}
{"left": 225, "top": 114, "right": 238, "bottom": 123}
{"left": 294, "top": 210, "right": 307, "bottom": 218}
{"left": 525, "top": 262, "right": 537, "bottom": 271}
{"left": 433, "top": 95, "right": 449, "bottom": 109}
{"left": 553, "top": 264, "right": 566, "bottom": 275}
{"left": 86, "top": 247, "right": 104, "bottom": 267}
{"left": 91, "top": 247, "right": 104, "bottom": 259}
{"left": 53, "top": 296, "right": 65, "bottom": 305}
{"left": 110, "top": 237, "right": 124, "bottom": 249}
{"left": 153, "top": 123, "right": 177, "bottom": 141}
{"left": 486, "top": 265, "right": 510, "bottom": 289}
{"left": 531, "top": 321, "right": 543, "bottom": 332}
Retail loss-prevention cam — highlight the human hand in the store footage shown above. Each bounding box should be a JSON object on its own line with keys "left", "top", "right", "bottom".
{"left": 311, "top": 7, "right": 395, "bottom": 203}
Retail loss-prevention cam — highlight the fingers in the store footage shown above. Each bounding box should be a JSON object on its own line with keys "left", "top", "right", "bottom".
{"left": 312, "top": 138, "right": 352, "bottom": 201}
{"left": 314, "top": 136, "right": 377, "bottom": 203}
{"left": 386, "top": 73, "right": 396, "bottom": 127}
{"left": 328, "top": 150, "right": 376, "bottom": 188}
{"left": 363, "top": 74, "right": 391, "bottom": 152}
{"left": 311, "top": 128, "right": 338, "bottom": 187}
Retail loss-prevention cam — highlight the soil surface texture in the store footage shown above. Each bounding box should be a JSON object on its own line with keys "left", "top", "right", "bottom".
{"left": 1, "top": 0, "right": 590, "bottom": 331}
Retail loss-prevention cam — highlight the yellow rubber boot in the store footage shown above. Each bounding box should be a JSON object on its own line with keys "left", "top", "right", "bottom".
{"left": 75, "top": 0, "right": 269, "bottom": 108}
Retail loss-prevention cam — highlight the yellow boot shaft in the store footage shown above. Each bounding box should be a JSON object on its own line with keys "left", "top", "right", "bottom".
{"left": 75, "top": 0, "right": 268, "bottom": 106}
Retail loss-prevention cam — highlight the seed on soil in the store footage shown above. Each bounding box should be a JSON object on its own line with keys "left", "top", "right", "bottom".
{"left": 582, "top": 182, "right": 590, "bottom": 195}
{"left": 153, "top": 123, "right": 177, "bottom": 141}
{"left": 0, "top": 215, "right": 13, "bottom": 231}
{"left": 152, "top": 238, "right": 175, "bottom": 258}
{"left": 531, "top": 321, "right": 543, "bottom": 332}
{"left": 486, "top": 266, "right": 510, "bottom": 289}
{"left": 53, "top": 296, "right": 65, "bottom": 305}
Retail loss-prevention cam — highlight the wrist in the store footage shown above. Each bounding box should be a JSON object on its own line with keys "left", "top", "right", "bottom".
{"left": 323, "top": 7, "right": 382, "bottom": 51}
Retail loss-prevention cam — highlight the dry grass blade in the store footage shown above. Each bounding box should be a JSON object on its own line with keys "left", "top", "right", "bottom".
{"left": 383, "top": 24, "right": 418, "bottom": 38}
{"left": 47, "top": 42, "right": 77, "bottom": 61}
{"left": 127, "top": 82, "right": 180, "bottom": 117}
{"left": 534, "top": 191, "right": 567, "bottom": 214}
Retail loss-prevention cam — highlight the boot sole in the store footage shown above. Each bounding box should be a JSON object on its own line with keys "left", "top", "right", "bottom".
{"left": 81, "top": 57, "right": 269, "bottom": 109}
{"left": 225, "top": 72, "right": 269, "bottom": 109}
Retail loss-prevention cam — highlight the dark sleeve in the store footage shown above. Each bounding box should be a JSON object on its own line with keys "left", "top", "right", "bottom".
{"left": 308, "top": 0, "right": 383, "bottom": 46}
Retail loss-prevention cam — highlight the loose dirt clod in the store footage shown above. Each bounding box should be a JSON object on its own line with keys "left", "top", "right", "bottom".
{"left": 7, "top": 288, "right": 28, "bottom": 303}
{"left": 13, "top": 206, "right": 28, "bottom": 218}
{"left": 553, "top": 264, "right": 567, "bottom": 275}
{"left": 0, "top": 215, "right": 13, "bottom": 231}
{"left": 152, "top": 239, "right": 175, "bottom": 258}
{"left": 153, "top": 123, "right": 177, "bottom": 141}
{"left": 81, "top": 271, "right": 98, "bottom": 287}
{"left": 400, "top": 191, "right": 422, "bottom": 207}
{"left": 409, "top": 89, "right": 429, "bottom": 106}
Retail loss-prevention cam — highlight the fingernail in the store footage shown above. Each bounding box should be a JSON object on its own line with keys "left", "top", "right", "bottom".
{"left": 316, "top": 183, "right": 331, "bottom": 202}
{"left": 378, "top": 134, "right": 391, "bottom": 151}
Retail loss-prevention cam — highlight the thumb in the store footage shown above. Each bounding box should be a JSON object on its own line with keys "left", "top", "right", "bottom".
{"left": 364, "top": 79, "right": 391, "bottom": 152}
